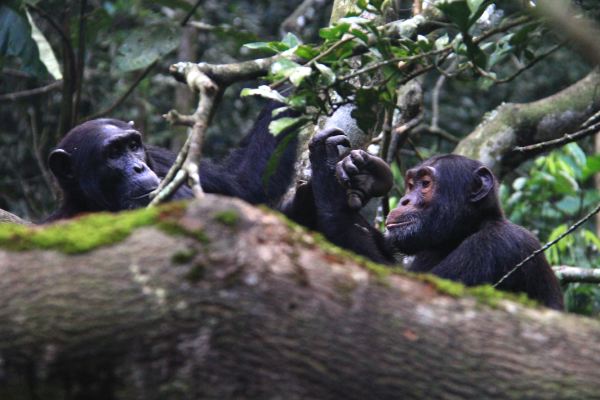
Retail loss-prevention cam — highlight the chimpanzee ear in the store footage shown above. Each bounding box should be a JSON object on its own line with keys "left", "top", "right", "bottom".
{"left": 469, "top": 166, "right": 495, "bottom": 202}
{"left": 48, "top": 149, "right": 74, "bottom": 181}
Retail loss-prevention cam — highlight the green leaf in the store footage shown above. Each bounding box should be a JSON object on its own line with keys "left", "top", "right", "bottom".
{"left": 295, "top": 45, "right": 319, "bottom": 60}
{"left": 240, "top": 85, "right": 287, "bottom": 103}
{"left": 288, "top": 66, "right": 312, "bottom": 86}
{"left": 244, "top": 41, "right": 274, "bottom": 51}
{"left": 583, "top": 229, "right": 600, "bottom": 251}
{"left": 466, "top": 0, "right": 493, "bottom": 27}
{"left": 350, "top": 28, "right": 369, "bottom": 44}
{"left": 565, "top": 142, "right": 586, "bottom": 168}
{"left": 262, "top": 128, "right": 301, "bottom": 191}
{"left": 512, "top": 177, "right": 527, "bottom": 191}
{"left": 270, "top": 58, "right": 301, "bottom": 76}
{"left": 437, "top": 1, "right": 471, "bottom": 32}
{"left": 26, "top": 11, "right": 61, "bottom": 79}
{"left": 268, "top": 116, "right": 305, "bottom": 136}
{"left": 435, "top": 34, "right": 450, "bottom": 50}
{"left": 0, "top": 5, "right": 49, "bottom": 79}
{"left": 282, "top": 32, "right": 301, "bottom": 48}
{"left": 115, "top": 24, "right": 179, "bottom": 72}
{"left": 553, "top": 170, "right": 578, "bottom": 195}
{"left": 582, "top": 154, "right": 600, "bottom": 181}
{"left": 315, "top": 62, "right": 336, "bottom": 85}
{"left": 352, "top": 88, "right": 380, "bottom": 133}
{"left": 319, "top": 22, "right": 350, "bottom": 41}
{"left": 555, "top": 196, "right": 579, "bottom": 215}
{"left": 467, "top": 0, "right": 485, "bottom": 13}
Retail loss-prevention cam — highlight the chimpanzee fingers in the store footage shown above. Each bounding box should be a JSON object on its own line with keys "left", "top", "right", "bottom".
{"left": 325, "top": 135, "right": 351, "bottom": 164}
{"left": 309, "top": 127, "right": 346, "bottom": 151}
{"left": 346, "top": 189, "right": 366, "bottom": 210}
{"left": 349, "top": 149, "right": 367, "bottom": 168}
{"left": 336, "top": 160, "right": 350, "bottom": 186}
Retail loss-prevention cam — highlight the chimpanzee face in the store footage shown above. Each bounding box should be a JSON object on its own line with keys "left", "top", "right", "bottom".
{"left": 384, "top": 164, "right": 438, "bottom": 254}
{"left": 384, "top": 155, "right": 498, "bottom": 254}
{"left": 48, "top": 119, "right": 160, "bottom": 213}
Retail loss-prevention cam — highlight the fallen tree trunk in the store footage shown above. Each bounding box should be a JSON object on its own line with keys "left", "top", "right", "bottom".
{"left": 0, "top": 196, "right": 599, "bottom": 399}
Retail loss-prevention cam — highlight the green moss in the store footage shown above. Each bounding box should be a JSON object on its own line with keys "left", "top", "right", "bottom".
{"left": 417, "top": 273, "right": 539, "bottom": 308}
{"left": 213, "top": 210, "right": 239, "bottom": 226}
{"left": 155, "top": 201, "right": 210, "bottom": 244}
{"left": 0, "top": 207, "right": 159, "bottom": 254}
{"left": 171, "top": 248, "right": 198, "bottom": 264}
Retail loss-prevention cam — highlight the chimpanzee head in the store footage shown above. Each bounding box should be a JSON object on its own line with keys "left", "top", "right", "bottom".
{"left": 48, "top": 119, "right": 160, "bottom": 214}
{"left": 385, "top": 155, "right": 502, "bottom": 254}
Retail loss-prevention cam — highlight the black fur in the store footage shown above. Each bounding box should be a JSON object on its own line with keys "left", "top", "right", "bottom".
{"left": 290, "top": 130, "right": 563, "bottom": 310}
{"left": 46, "top": 103, "right": 297, "bottom": 221}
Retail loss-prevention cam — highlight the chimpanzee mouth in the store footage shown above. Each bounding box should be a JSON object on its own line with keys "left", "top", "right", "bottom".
{"left": 385, "top": 220, "right": 414, "bottom": 229}
{"left": 130, "top": 188, "right": 157, "bottom": 200}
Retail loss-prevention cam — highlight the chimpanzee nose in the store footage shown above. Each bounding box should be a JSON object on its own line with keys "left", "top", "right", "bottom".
{"left": 133, "top": 163, "right": 145, "bottom": 173}
{"left": 400, "top": 197, "right": 410, "bottom": 206}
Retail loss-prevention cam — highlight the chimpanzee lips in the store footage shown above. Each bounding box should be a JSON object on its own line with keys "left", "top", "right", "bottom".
{"left": 385, "top": 220, "right": 414, "bottom": 229}
{"left": 130, "top": 188, "right": 157, "bottom": 200}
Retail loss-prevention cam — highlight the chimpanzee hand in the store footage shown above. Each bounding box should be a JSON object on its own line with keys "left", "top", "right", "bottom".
{"left": 308, "top": 127, "right": 351, "bottom": 212}
{"left": 336, "top": 150, "right": 393, "bottom": 210}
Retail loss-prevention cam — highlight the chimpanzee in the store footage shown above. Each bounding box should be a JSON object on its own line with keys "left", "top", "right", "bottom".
{"left": 46, "top": 103, "right": 298, "bottom": 221}
{"left": 297, "top": 127, "right": 563, "bottom": 310}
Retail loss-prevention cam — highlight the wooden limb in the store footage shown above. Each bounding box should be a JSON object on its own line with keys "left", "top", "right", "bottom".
{"left": 150, "top": 63, "right": 221, "bottom": 205}
{"left": 85, "top": 60, "right": 158, "bottom": 121}
{"left": 0, "top": 80, "right": 62, "bottom": 102}
{"left": 553, "top": 266, "right": 600, "bottom": 284}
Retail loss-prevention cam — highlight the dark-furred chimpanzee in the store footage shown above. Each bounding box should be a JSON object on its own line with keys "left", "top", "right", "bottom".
{"left": 296, "top": 127, "right": 563, "bottom": 310}
{"left": 46, "top": 103, "right": 297, "bottom": 221}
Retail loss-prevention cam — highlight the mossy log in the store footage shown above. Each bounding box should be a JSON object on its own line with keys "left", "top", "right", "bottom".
{"left": 455, "top": 69, "right": 600, "bottom": 176}
{"left": 0, "top": 196, "right": 599, "bottom": 399}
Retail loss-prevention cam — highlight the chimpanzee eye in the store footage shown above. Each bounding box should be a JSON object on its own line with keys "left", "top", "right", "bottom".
{"left": 129, "top": 139, "right": 140, "bottom": 151}
{"left": 421, "top": 179, "right": 431, "bottom": 188}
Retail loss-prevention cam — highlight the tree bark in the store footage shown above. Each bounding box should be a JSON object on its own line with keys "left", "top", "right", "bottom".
{"left": 0, "top": 196, "right": 599, "bottom": 399}
{"left": 0, "top": 209, "right": 31, "bottom": 225}
{"left": 454, "top": 69, "right": 600, "bottom": 176}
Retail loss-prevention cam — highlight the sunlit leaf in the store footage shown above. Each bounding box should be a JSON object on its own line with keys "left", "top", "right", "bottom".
{"left": 240, "top": 85, "right": 287, "bottom": 103}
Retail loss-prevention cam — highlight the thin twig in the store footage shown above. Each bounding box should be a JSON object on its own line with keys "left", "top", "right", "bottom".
{"left": 494, "top": 203, "right": 600, "bottom": 288}
{"left": 476, "top": 43, "right": 563, "bottom": 85}
{"left": 514, "top": 121, "right": 600, "bottom": 153}
{"left": 181, "top": 0, "right": 203, "bottom": 26}
{"left": 85, "top": 60, "right": 157, "bottom": 120}
{"left": 0, "top": 81, "right": 63, "bottom": 101}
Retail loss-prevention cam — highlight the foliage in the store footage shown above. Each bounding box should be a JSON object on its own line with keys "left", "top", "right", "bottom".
{"left": 500, "top": 144, "right": 600, "bottom": 314}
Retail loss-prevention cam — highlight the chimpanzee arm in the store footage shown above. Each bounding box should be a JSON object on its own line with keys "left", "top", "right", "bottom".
{"left": 305, "top": 128, "right": 395, "bottom": 264}
{"left": 205, "top": 102, "right": 299, "bottom": 206}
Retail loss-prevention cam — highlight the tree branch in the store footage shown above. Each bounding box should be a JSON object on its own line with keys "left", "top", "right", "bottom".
{"left": 84, "top": 60, "right": 157, "bottom": 121}
{"left": 0, "top": 80, "right": 63, "bottom": 102}
{"left": 553, "top": 266, "right": 600, "bottom": 284}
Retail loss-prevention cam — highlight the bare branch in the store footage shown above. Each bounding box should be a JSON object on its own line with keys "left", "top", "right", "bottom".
{"left": 553, "top": 266, "right": 600, "bottom": 284}
{"left": 514, "top": 119, "right": 600, "bottom": 153}
{"left": 0, "top": 81, "right": 63, "bottom": 102}
{"left": 150, "top": 63, "right": 222, "bottom": 205}
{"left": 85, "top": 60, "right": 158, "bottom": 121}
